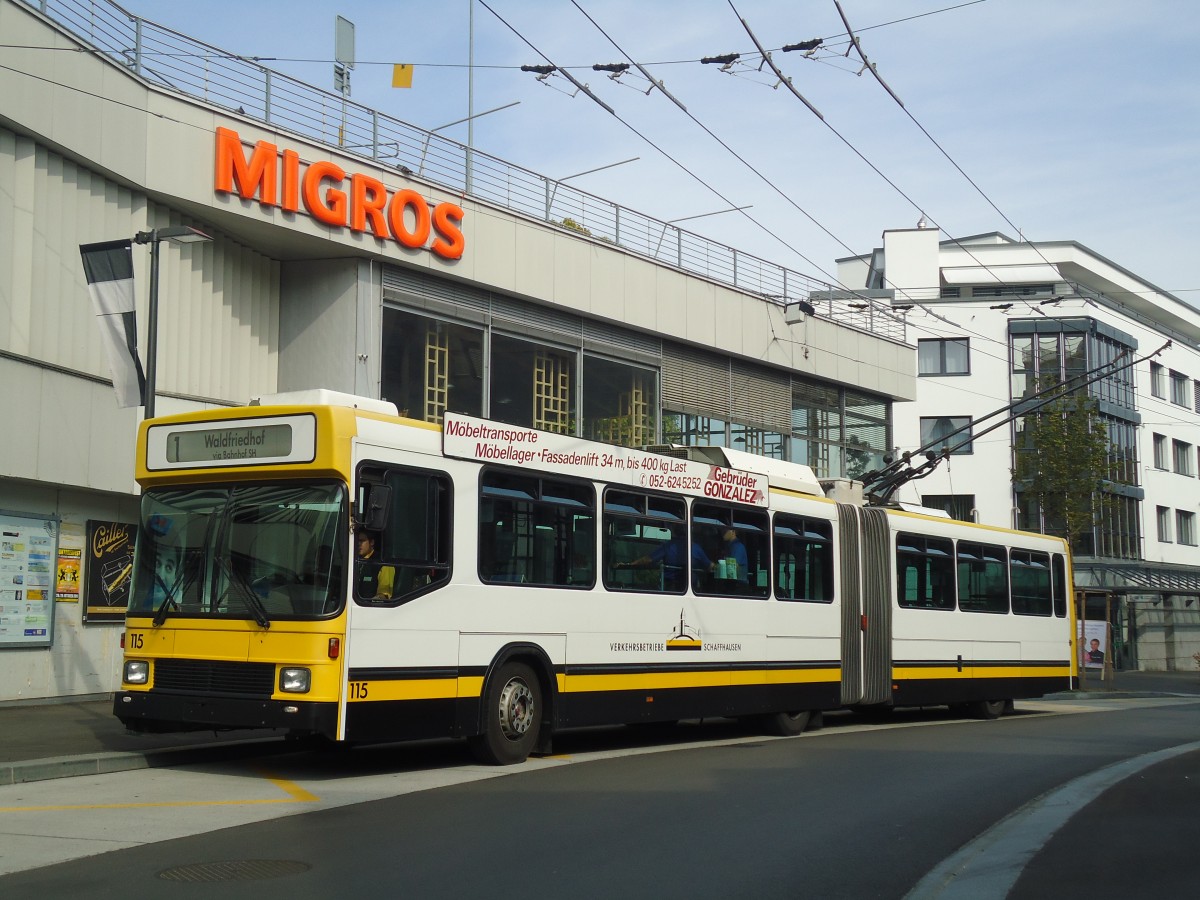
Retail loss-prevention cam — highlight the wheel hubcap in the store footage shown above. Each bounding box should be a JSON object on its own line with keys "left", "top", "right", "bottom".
{"left": 498, "top": 678, "right": 535, "bottom": 739}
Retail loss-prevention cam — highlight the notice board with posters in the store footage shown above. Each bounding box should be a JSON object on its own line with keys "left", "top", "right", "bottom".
{"left": 84, "top": 520, "right": 136, "bottom": 623}
{"left": 0, "top": 511, "right": 58, "bottom": 648}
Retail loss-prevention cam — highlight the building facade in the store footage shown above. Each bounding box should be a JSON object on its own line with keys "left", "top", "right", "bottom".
{"left": 836, "top": 226, "right": 1200, "bottom": 671}
{"left": 0, "top": 0, "right": 913, "bottom": 701}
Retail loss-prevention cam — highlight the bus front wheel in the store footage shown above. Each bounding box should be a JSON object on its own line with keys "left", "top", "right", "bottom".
{"left": 970, "top": 699, "right": 1010, "bottom": 720}
{"left": 469, "top": 662, "right": 542, "bottom": 765}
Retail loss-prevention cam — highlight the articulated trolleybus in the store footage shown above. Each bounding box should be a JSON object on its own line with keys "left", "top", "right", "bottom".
{"left": 115, "top": 391, "right": 1075, "bottom": 764}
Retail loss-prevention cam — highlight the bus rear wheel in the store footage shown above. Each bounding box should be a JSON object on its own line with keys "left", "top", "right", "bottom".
{"left": 761, "top": 710, "right": 811, "bottom": 737}
{"left": 469, "top": 662, "right": 542, "bottom": 765}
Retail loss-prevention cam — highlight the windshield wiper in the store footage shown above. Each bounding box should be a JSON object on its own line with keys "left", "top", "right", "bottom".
{"left": 217, "top": 555, "right": 272, "bottom": 629}
{"left": 151, "top": 571, "right": 180, "bottom": 626}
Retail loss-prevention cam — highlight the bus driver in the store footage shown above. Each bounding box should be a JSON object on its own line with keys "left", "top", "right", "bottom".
{"left": 356, "top": 528, "right": 395, "bottom": 600}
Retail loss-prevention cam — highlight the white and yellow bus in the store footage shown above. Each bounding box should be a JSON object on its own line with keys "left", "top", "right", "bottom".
{"left": 114, "top": 391, "right": 1076, "bottom": 764}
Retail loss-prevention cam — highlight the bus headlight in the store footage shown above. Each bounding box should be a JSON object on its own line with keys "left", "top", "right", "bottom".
{"left": 279, "top": 667, "right": 311, "bottom": 693}
{"left": 124, "top": 660, "right": 150, "bottom": 685}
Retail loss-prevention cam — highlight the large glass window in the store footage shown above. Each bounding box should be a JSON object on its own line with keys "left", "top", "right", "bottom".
{"left": 896, "top": 534, "right": 955, "bottom": 610}
{"left": 131, "top": 482, "right": 348, "bottom": 620}
{"left": 583, "top": 356, "right": 657, "bottom": 448}
{"left": 956, "top": 542, "right": 1009, "bottom": 614}
{"left": 690, "top": 503, "right": 770, "bottom": 598}
{"left": 479, "top": 471, "right": 594, "bottom": 587}
{"left": 1010, "top": 326, "right": 1089, "bottom": 400}
{"left": 791, "top": 380, "right": 890, "bottom": 479}
{"left": 774, "top": 514, "right": 834, "bottom": 602}
{"left": 491, "top": 335, "right": 576, "bottom": 433}
{"left": 382, "top": 308, "right": 483, "bottom": 423}
{"left": 730, "top": 422, "right": 787, "bottom": 459}
{"left": 604, "top": 490, "right": 687, "bottom": 593}
{"left": 663, "top": 412, "right": 728, "bottom": 447}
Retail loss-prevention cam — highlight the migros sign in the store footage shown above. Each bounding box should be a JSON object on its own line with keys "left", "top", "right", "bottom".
{"left": 214, "top": 127, "right": 465, "bottom": 260}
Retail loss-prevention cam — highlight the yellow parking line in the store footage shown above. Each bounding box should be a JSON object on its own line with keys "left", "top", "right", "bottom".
{"left": 0, "top": 767, "right": 318, "bottom": 812}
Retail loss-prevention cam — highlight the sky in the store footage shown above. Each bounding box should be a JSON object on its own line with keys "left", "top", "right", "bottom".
{"left": 123, "top": 0, "right": 1200, "bottom": 299}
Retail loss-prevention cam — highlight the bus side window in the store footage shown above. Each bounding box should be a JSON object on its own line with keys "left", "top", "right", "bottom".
{"left": 356, "top": 464, "right": 453, "bottom": 605}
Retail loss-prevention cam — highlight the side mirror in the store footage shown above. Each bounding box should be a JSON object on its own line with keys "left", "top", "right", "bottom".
{"left": 360, "top": 485, "right": 392, "bottom": 532}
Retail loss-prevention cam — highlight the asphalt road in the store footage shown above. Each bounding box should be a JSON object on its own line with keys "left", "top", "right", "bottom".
{"left": 1, "top": 696, "right": 1198, "bottom": 899}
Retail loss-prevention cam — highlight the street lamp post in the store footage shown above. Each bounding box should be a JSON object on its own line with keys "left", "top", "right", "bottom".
{"left": 132, "top": 226, "right": 212, "bottom": 419}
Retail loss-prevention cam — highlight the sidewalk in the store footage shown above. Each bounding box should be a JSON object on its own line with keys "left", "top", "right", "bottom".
{"left": 2, "top": 669, "right": 1199, "bottom": 786}
{"left": 0, "top": 695, "right": 285, "bottom": 785}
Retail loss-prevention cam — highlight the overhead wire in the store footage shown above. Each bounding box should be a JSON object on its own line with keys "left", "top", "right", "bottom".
{"left": 476, "top": 0, "right": 880, "bottom": 302}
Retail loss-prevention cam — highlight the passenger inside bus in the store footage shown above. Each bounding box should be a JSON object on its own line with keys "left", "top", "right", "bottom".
{"left": 617, "top": 530, "right": 705, "bottom": 592}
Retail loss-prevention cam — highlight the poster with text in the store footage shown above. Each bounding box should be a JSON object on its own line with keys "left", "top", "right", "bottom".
{"left": 0, "top": 512, "right": 58, "bottom": 649}
{"left": 84, "top": 520, "right": 135, "bottom": 623}
{"left": 1078, "top": 619, "right": 1108, "bottom": 669}
{"left": 57, "top": 547, "right": 81, "bottom": 602}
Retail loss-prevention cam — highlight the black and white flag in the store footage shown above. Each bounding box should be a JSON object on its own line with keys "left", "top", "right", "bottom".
{"left": 80, "top": 240, "right": 145, "bottom": 408}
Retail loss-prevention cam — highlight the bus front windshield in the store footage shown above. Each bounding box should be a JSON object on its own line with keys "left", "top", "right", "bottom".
{"left": 131, "top": 482, "right": 348, "bottom": 621}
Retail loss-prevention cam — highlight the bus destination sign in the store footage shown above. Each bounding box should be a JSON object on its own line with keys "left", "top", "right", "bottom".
{"left": 145, "top": 414, "right": 318, "bottom": 470}
{"left": 442, "top": 413, "right": 767, "bottom": 506}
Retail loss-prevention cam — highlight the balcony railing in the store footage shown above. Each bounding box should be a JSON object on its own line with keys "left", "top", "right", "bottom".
{"left": 21, "top": 0, "right": 906, "bottom": 342}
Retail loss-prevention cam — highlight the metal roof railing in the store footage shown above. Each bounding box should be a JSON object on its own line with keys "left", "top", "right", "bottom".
{"left": 21, "top": 0, "right": 906, "bottom": 342}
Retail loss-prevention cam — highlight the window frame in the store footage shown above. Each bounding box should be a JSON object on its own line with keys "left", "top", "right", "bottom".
{"left": 602, "top": 488, "right": 688, "bottom": 595}
{"left": 956, "top": 541, "right": 1010, "bottom": 614}
{"left": 354, "top": 463, "right": 453, "bottom": 607}
{"left": 773, "top": 513, "right": 835, "bottom": 603}
{"left": 1150, "top": 362, "right": 1166, "bottom": 399}
{"left": 1172, "top": 439, "right": 1193, "bottom": 476}
{"left": 896, "top": 534, "right": 956, "bottom": 611}
{"left": 1156, "top": 505, "right": 1172, "bottom": 543}
{"left": 690, "top": 502, "right": 770, "bottom": 599}
{"left": 920, "top": 416, "right": 973, "bottom": 455}
{"left": 918, "top": 338, "right": 970, "bottom": 377}
{"left": 478, "top": 468, "right": 595, "bottom": 588}
{"left": 1176, "top": 510, "right": 1196, "bottom": 547}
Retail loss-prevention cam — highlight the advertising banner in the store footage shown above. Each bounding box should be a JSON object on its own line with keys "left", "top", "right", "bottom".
{"left": 442, "top": 413, "right": 768, "bottom": 507}
{"left": 1078, "top": 619, "right": 1108, "bottom": 669}
{"left": 84, "top": 520, "right": 136, "bottom": 623}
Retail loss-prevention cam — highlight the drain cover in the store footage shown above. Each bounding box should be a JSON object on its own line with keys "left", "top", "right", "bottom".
{"left": 158, "top": 860, "right": 311, "bottom": 882}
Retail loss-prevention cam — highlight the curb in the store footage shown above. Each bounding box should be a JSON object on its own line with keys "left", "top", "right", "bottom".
{"left": 0, "top": 738, "right": 288, "bottom": 787}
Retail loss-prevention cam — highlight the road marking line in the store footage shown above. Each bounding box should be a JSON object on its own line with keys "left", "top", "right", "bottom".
{"left": 905, "top": 739, "right": 1200, "bottom": 900}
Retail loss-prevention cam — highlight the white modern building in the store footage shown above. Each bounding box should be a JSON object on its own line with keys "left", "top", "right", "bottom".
{"left": 830, "top": 226, "right": 1200, "bottom": 671}
{"left": 0, "top": 0, "right": 913, "bottom": 701}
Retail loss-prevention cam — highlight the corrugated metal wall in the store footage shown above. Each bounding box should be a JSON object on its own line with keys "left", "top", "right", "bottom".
{"left": 0, "top": 126, "right": 278, "bottom": 404}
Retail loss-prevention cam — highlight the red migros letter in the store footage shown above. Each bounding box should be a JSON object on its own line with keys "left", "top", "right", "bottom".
{"left": 214, "top": 127, "right": 278, "bottom": 206}
{"left": 302, "top": 161, "right": 348, "bottom": 227}
{"left": 351, "top": 174, "right": 389, "bottom": 238}
{"left": 431, "top": 202, "right": 465, "bottom": 260}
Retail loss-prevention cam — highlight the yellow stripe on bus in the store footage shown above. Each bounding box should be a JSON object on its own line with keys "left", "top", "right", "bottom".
{"left": 342, "top": 669, "right": 842, "bottom": 701}
{"left": 892, "top": 665, "right": 1071, "bottom": 680}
